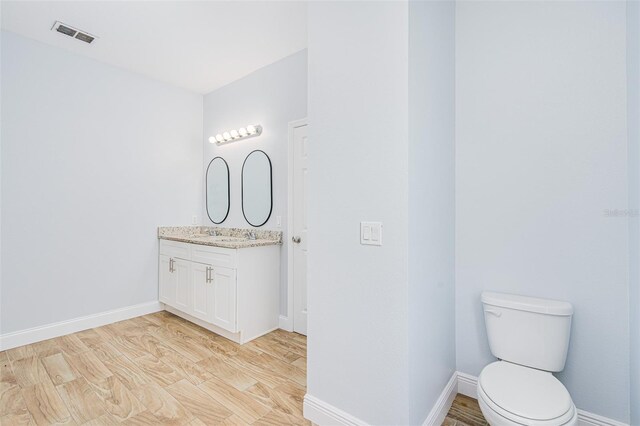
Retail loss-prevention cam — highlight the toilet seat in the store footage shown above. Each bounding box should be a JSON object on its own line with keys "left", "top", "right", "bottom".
{"left": 477, "top": 361, "right": 577, "bottom": 426}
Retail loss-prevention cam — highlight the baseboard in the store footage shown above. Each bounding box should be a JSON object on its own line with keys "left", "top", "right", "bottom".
{"left": 0, "top": 301, "right": 163, "bottom": 351}
{"left": 454, "top": 372, "right": 629, "bottom": 426}
{"left": 279, "top": 314, "right": 293, "bottom": 332}
{"left": 576, "top": 410, "right": 629, "bottom": 426}
{"left": 303, "top": 372, "right": 457, "bottom": 426}
{"left": 422, "top": 372, "right": 458, "bottom": 426}
{"left": 303, "top": 394, "right": 368, "bottom": 426}
{"left": 456, "top": 371, "right": 478, "bottom": 399}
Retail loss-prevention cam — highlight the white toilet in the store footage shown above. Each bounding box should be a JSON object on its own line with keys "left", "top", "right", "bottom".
{"left": 478, "top": 292, "right": 578, "bottom": 426}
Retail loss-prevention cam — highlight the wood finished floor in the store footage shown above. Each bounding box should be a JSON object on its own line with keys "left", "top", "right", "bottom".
{"left": 443, "top": 394, "right": 488, "bottom": 426}
{"left": 1, "top": 311, "right": 488, "bottom": 426}
{"left": 0, "top": 311, "right": 309, "bottom": 425}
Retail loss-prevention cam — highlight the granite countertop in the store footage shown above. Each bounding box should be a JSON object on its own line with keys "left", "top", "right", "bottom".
{"left": 158, "top": 226, "right": 282, "bottom": 249}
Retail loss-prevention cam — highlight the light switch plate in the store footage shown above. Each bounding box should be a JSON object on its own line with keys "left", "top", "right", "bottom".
{"left": 361, "top": 222, "right": 382, "bottom": 246}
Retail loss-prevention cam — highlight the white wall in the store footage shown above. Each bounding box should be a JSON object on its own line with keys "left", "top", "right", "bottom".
{"left": 307, "top": 2, "right": 411, "bottom": 424}
{"left": 628, "top": 0, "right": 640, "bottom": 423}
{"left": 455, "top": 2, "right": 629, "bottom": 421}
{"left": 202, "top": 50, "right": 307, "bottom": 317}
{"left": 1, "top": 32, "right": 203, "bottom": 333}
{"left": 408, "top": 1, "right": 456, "bottom": 424}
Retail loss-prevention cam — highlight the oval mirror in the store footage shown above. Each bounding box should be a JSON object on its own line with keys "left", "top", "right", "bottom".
{"left": 206, "top": 157, "right": 230, "bottom": 224}
{"left": 242, "top": 150, "right": 272, "bottom": 227}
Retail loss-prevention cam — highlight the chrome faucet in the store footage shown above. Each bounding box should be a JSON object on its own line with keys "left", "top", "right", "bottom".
{"left": 247, "top": 231, "right": 256, "bottom": 240}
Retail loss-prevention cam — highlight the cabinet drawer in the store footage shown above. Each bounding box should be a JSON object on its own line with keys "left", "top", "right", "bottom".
{"left": 159, "top": 240, "right": 191, "bottom": 260}
{"left": 191, "top": 244, "right": 237, "bottom": 269}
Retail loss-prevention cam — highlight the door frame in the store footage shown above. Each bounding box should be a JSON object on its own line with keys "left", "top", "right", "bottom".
{"left": 283, "top": 118, "right": 308, "bottom": 333}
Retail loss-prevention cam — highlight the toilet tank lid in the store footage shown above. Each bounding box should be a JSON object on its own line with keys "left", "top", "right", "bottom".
{"left": 481, "top": 292, "right": 573, "bottom": 316}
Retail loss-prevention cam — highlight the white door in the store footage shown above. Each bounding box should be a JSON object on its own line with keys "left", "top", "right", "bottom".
{"left": 159, "top": 255, "right": 176, "bottom": 305}
{"left": 173, "top": 258, "right": 191, "bottom": 313}
{"left": 211, "top": 267, "right": 237, "bottom": 332}
{"left": 191, "top": 262, "right": 214, "bottom": 323}
{"left": 292, "top": 122, "right": 308, "bottom": 335}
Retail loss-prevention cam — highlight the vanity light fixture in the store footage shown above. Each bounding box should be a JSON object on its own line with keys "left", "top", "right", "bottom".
{"left": 208, "top": 124, "right": 263, "bottom": 145}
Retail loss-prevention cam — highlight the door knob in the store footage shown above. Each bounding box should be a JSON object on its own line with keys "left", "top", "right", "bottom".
{"left": 292, "top": 236, "right": 301, "bottom": 244}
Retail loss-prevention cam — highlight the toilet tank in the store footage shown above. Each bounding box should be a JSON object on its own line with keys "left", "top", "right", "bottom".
{"left": 482, "top": 292, "right": 573, "bottom": 372}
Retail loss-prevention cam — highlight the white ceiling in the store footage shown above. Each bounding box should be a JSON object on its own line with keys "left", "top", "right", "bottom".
{"left": 1, "top": 1, "right": 308, "bottom": 94}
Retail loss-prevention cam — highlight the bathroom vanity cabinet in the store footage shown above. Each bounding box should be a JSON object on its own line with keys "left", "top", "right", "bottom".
{"left": 158, "top": 237, "right": 280, "bottom": 344}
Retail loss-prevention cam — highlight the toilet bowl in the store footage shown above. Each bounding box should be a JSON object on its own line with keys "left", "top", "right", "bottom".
{"left": 479, "top": 292, "right": 576, "bottom": 426}
{"left": 477, "top": 361, "right": 578, "bottom": 426}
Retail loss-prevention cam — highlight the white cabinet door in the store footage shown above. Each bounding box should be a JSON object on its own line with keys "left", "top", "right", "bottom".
{"left": 173, "top": 258, "right": 191, "bottom": 313}
{"left": 191, "top": 262, "right": 214, "bottom": 323}
{"left": 211, "top": 267, "right": 237, "bottom": 332}
{"left": 159, "top": 255, "right": 176, "bottom": 305}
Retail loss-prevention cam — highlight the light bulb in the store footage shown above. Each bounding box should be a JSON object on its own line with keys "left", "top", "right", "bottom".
{"left": 230, "top": 129, "right": 239, "bottom": 139}
{"left": 223, "top": 132, "right": 232, "bottom": 141}
{"left": 247, "top": 125, "right": 257, "bottom": 135}
{"left": 215, "top": 134, "right": 224, "bottom": 143}
{"left": 238, "top": 127, "right": 248, "bottom": 137}
{"left": 208, "top": 136, "right": 216, "bottom": 144}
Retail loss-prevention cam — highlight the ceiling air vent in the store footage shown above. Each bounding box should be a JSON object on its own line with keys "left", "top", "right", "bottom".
{"left": 51, "top": 21, "right": 97, "bottom": 44}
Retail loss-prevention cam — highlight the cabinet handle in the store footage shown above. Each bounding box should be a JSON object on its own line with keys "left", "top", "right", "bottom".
{"left": 206, "top": 267, "right": 213, "bottom": 283}
{"left": 169, "top": 258, "right": 174, "bottom": 273}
